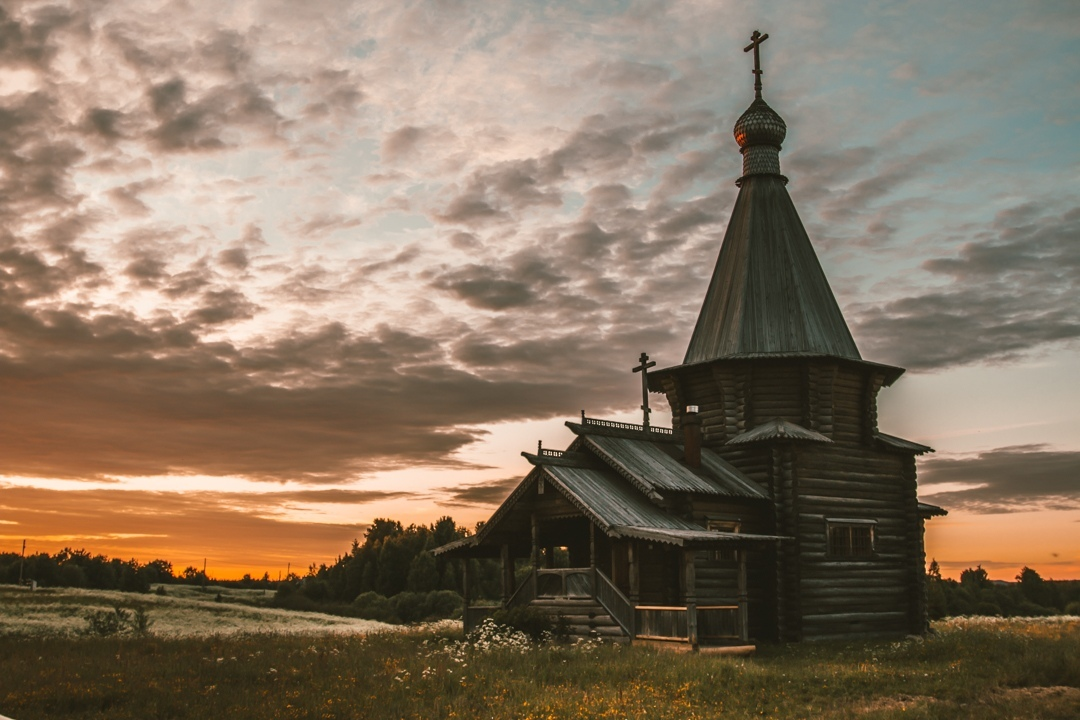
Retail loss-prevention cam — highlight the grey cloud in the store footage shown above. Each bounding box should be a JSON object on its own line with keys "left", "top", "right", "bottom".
{"left": 270, "top": 263, "right": 337, "bottom": 304}
{"left": 303, "top": 69, "right": 364, "bottom": 120}
{"left": 434, "top": 159, "right": 561, "bottom": 226}
{"left": 83, "top": 108, "right": 127, "bottom": 139}
{"left": 584, "top": 59, "right": 672, "bottom": 89}
{"left": 162, "top": 260, "right": 214, "bottom": 298}
{"left": 289, "top": 213, "right": 363, "bottom": 239}
{"left": 149, "top": 79, "right": 281, "bottom": 152}
{"left": 437, "top": 477, "right": 520, "bottom": 507}
{"left": 449, "top": 232, "right": 481, "bottom": 250}
{"left": 431, "top": 114, "right": 713, "bottom": 228}
{"left": 560, "top": 221, "right": 619, "bottom": 260}
{"left": 124, "top": 256, "right": 167, "bottom": 285}
{"left": 217, "top": 247, "right": 250, "bottom": 271}
{"left": 352, "top": 245, "right": 420, "bottom": 277}
{"left": 382, "top": 125, "right": 426, "bottom": 163}
{"left": 853, "top": 204, "right": 1080, "bottom": 369}
{"left": 434, "top": 192, "right": 503, "bottom": 226}
{"left": 431, "top": 264, "right": 536, "bottom": 310}
{"left": 919, "top": 445, "right": 1080, "bottom": 514}
{"left": 189, "top": 288, "right": 260, "bottom": 325}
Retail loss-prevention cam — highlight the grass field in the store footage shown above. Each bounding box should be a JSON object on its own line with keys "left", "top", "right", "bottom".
{"left": 1, "top": 586, "right": 1078, "bottom": 719}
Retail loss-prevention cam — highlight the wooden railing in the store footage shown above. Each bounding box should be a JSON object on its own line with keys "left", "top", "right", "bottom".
{"left": 635, "top": 604, "right": 744, "bottom": 644}
{"left": 698, "top": 605, "right": 741, "bottom": 642}
{"left": 506, "top": 570, "right": 537, "bottom": 608}
{"left": 581, "top": 415, "right": 674, "bottom": 435}
{"left": 593, "top": 568, "right": 635, "bottom": 638}
{"left": 535, "top": 568, "right": 593, "bottom": 597}
{"left": 636, "top": 606, "right": 689, "bottom": 641}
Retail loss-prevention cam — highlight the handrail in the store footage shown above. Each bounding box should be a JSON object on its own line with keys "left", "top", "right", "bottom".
{"left": 506, "top": 570, "right": 537, "bottom": 608}
{"left": 592, "top": 568, "right": 635, "bottom": 638}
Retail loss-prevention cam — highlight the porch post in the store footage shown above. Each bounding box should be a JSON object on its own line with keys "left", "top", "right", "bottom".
{"left": 683, "top": 548, "right": 698, "bottom": 650}
{"left": 737, "top": 548, "right": 749, "bottom": 642}
{"left": 501, "top": 544, "right": 513, "bottom": 604}
{"left": 628, "top": 540, "right": 640, "bottom": 604}
{"left": 589, "top": 523, "right": 596, "bottom": 569}
{"left": 530, "top": 514, "right": 540, "bottom": 569}
{"left": 462, "top": 558, "right": 472, "bottom": 632}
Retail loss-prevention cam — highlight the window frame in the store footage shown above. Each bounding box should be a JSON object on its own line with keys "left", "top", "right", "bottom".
{"left": 825, "top": 518, "right": 877, "bottom": 559}
{"left": 705, "top": 518, "right": 741, "bottom": 562}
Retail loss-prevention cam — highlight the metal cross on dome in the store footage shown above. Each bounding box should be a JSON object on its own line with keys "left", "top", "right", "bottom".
{"left": 744, "top": 29, "right": 770, "bottom": 99}
{"left": 632, "top": 351, "right": 656, "bottom": 432}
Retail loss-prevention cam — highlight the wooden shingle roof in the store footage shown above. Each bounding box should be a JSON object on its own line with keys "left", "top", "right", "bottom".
{"left": 683, "top": 171, "right": 861, "bottom": 364}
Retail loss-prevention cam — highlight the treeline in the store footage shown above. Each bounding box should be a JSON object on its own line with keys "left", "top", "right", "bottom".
{"left": 927, "top": 561, "right": 1080, "bottom": 619}
{"left": 0, "top": 548, "right": 187, "bottom": 592}
{"left": 0, "top": 516, "right": 503, "bottom": 624}
{"left": 273, "top": 517, "right": 504, "bottom": 623}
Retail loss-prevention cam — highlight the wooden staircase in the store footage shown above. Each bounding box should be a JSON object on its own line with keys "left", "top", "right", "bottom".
{"left": 529, "top": 597, "right": 630, "bottom": 644}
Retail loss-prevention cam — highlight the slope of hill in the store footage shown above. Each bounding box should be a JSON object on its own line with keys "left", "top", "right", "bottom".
{"left": 0, "top": 584, "right": 394, "bottom": 637}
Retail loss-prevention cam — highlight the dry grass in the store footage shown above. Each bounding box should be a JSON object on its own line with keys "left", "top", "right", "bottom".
{"left": 1, "top": 585, "right": 1078, "bottom": 719}
{"left": 0, "top": 585, "right": 393, "bottom": 638}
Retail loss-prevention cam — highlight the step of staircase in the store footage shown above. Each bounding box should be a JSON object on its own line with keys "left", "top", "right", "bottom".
{"left": 528, "top": 598, "right": 630, "bottom": 644}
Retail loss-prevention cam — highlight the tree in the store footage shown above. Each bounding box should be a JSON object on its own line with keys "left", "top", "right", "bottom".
{"left": 364, "top": 518, "right": 403, "bottom": 546}
{"left": 960, "top": 565, "right": 989, "bottom": 590}
{"left": 406, "top": 551, "right": 438, "bottom": 593}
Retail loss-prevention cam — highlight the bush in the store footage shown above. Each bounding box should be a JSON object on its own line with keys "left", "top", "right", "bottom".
{"left": 1065, "top": 600, "right": 1080, "bottom": 616}
{"left": 490, "top": 605, "right": 552, "bottom": 640}
{"left": 352, "top": 592, "right": 395, "bottom": 622}
{"left": 425, "top": 589, "right": 463, "bottom": 620}
{"left": 84, "top": 607, "right": 130, "bottom": 636}
{"left": 83, "top": 605, "right": 153, "bottom": 636}
{"left": 390, "top": 592, "right": 426, "bottom": 623}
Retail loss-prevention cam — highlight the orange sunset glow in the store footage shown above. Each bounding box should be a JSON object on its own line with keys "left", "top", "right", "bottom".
{"left": 1, "top": 1, "right": 1078, "bottom": 583}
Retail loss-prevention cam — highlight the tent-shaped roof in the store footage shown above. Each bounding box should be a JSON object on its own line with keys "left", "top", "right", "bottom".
{"left": 683, "top": 174, "right": 861, "bottom": 364}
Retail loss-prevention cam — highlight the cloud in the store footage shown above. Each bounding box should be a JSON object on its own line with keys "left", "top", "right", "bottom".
{"left": 430, "top": 251, "right": 568, "bottom": 310}
{"left": 853, "top": 204, "right": 1080, "bottom": 369}
{"left": 919, "top": 445, "right": 1080, "bottom": 513}
{"left": 382, "top": 125, "right": 426, "bottom": 164}
{"left": 436, "top": 476, "right": 520, "bottom": 507}
{"left": 287, "top": 213, "right": 364, "bottom": 239}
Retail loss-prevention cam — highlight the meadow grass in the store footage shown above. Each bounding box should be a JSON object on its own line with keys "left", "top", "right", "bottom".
{"left": 1, "top": 586, "right": 1078, "bottom": 719}
{"left": 0, "top": 586, "right": 393, "bottom": 638}
{"left": 1, "top": 617, "right": 1078, "bottom": 719}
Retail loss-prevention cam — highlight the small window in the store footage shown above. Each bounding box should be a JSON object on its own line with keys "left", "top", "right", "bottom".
{"left": 707, "top": 520, "right": 740, "bottom": 561}
{"left": 827, "top": 521, "right": 875, "bottom": 558}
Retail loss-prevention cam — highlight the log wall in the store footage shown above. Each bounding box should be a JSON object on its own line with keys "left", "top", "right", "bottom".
{"left": 658, "top": 357, "right": 928, "bottom": 641}
{"left": 793, "top": 444, "right": 920, "bottom": 639}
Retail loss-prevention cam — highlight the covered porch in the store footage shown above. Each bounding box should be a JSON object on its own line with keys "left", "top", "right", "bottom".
{"left": 442, "top": 521, "right": 782, "bottom": 649}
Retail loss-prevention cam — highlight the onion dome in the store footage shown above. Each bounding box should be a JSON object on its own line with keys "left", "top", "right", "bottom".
{"left": 734, "top": 97, "right": 786, "bottom": 180}
{"left": 733, "top": 97, "right": 787, "bottom": 150}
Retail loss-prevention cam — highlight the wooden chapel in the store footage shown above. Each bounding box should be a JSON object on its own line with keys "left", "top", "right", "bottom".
{"left": 436, "top": 30, "right": 946, "bottom": 647}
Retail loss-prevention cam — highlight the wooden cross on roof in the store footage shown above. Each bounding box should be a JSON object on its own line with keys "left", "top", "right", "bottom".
{"left": 632, "top": 351, "right": 656, "bottom": 432}
{"left": 744, "top": 29, "right": 770, "bottom": 99}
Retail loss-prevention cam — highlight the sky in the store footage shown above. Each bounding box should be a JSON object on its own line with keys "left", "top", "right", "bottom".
{"left": 0, "top": 0, "right": 1077, "bottom": 581}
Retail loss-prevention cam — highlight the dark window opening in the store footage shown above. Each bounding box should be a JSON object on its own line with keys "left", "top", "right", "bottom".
{"left": 707, "top": 520, "right": 740, "bottom": 561}
{"left": 828, "top": 523, "right": 875, "bottom": 557}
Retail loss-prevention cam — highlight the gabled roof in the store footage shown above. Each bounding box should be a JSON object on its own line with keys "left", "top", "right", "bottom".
{"left": 727, "top": 418, "right": 833, "bottom": 446}
{"left": 566, "top": 421, "right": 766, "bottom": 500}
{"left": 541, "top": 465, "right": 703, "bottom": 533}
{"left": 683, "top": 174, "right": 861, "bottom": 364}
{"left": 434, "top": 416, "right": 774, "bottom": 557}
